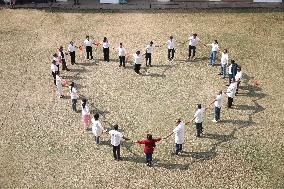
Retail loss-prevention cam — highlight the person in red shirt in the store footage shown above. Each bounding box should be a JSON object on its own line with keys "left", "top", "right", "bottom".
{"left": 135, "top": 134, "right": 161, "bottom": 167}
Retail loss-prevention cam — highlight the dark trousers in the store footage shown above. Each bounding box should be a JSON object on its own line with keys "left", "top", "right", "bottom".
{"left": 228, "top": 74, "right": 233, "bottom": 84}
{"left": 119, "top": 56, "right": 125, "bottom": 67}
{"left": 134, "top": 64, "right": 141, "bottom": 74}
{"left": 86, "top": 46, "right": 93, "bottom": 60}
{"left": 74, "top": 0, "right": 79, "bottom": 4}
{"left": 214, "top": 106, "right": 221, "bottom": 121}
{"left": 72, "top": 99, "right": 77, "bottom": 112}
{"left": 145, "top": 153, "right": 153, "bottom": 165}
{"left": 236, "top": 81, "right": 241, "bottom": 93}
{"left": 56, "top": 65, "right": 60, "bottom": 75}
{"left": 175, "top": 143, "right": 183, "bottom": 155}
{"left": 195, "top": 122, "right": 203, "bottom": 137}
{"left": 189, "top": 45, "right": 196, "bottom": 58}
{"left": 112, "top": 145, "right": 121, "bottom": 160}
{"left": 145, "top": 53, "right": 152, "bottom": 66}
{"left": 70, "top": 51, "right": 75, "bottom": 64}
{"left": 62, "top": 59, "right": 68, "bottom": 70}
{"left": 227, "top": 97, "right": 233, "bottom": 108}
{"left": 103, "top": 47, "right": 109, "bottom": 62}
{"left": 51, "top": 71, "right": 56, "bottom": 85}
{"left": 168, "top": 49, "right": 175, "bottom": 60}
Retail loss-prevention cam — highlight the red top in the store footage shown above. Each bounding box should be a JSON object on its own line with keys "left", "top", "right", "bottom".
{"left": 136, "top": 138, "right": 161, "bottom": 154}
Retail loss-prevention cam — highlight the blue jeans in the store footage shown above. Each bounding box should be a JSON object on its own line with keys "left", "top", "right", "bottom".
{"left": 95, "top": 136, "right": 100, "bottom": 144}
{"left": 220, "top": 64, "right": 226, "bottom": 78}
{"left": 210, "top": 51, "right": 217, "bottom": 65}
{"left": 214, "top": 107, "right": 221, "bottom": 121}
{"left": 145, "top": 153, "right": 153, "bottom": 164}
{"left": 175, "top": 143, "right": 183, "bottom": 155}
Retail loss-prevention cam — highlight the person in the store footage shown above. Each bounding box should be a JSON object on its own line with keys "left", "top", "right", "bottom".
{"left": 192, "top": 104, "right": 208, "bottom": 137}
{"left": 205, "top": 40, "right": 219, "bottom": 66}
{"left": 235, "top": 66, "right": 243, "bottom": 94}
{"left": 219, "top": 49, "right": 229, "bottom": 79}
{"left": 133, "top": 51, "right": 142, "bottom": 74}
{"left": 55, "top": 72, "right": 63, "bottom": 98}
{"left": 84, "top": 36, "right": 93, "bottom": 60}
{"left": 68, "top": 41, "right": 77, "bottom": 65}
{"left": 109, "top": 124, "right": 130, "bottom": 161}
{"left": 117, "top": 43, "right": 126, "bottom": 67}
{"left": 164, "top": 118, "right": 185, "bottom": 155}
{"left": 58, "top": 46, "right": 70, "bottom": 71}
{"left": 167, "top": 36, "right": 175, "bottom": 61}
{"left": 226, "top": 78, "right": 237, "bottom": 108}
{"left": 69, "top": 82, "right": 78, "bottom": 112}
{"left": 145, "top": 41, "right": 158, "bottom": 67}
{"left": 53, "top": 53, "right": 60, "bottom": 73}
{"left": 136, "top": 134, "right": 161, "bottom": 166}
{"left": 228, "top": 60, "right": 238, "bottom": 84}
{"left": 51, "top": 60, "right": 58, "bottom": 85}
{"left": 81, "top": 99, "right": 91, "bottom": 130}
{"left": 91, "top": 113, "right": 105, "bottom": 144}
{"left": 102, "top": 37, "right": 110, "bottom": 62}
{"left": 211, "top": 90, "right": 224, "bottom": 122}
{"left": 188, "top": 33, "right": 200, "bottom": 60}
{"left": 73, "top": 0, "right": 79, "bottom": 5}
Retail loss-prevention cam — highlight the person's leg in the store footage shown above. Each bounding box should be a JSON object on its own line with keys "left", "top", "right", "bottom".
{"left": 168, "top": 49, "right": 171, "bottom": 60}
{"left": 113, "top": 146, "right": 117, "bottom": 159}
{"left": 146, "top": 153, "right": 150, "bottom": 164}
{"left": 86, "top": 47, "right": 90, "bottom": 60}
{"left": 180, "top": 144, "right": 183, "bottom": 152}
{"left": 172, "top": 49, "right": 175, "bottom": 59}
{"left": 214, "top": 106, "right": 218, "bottom": 121}
{"left": 90, "top": 47, "right": 93, "bottom": 60}
{"left": 96, "top": 136, "right": 100, "bottom": 144}
{"left": 122, "top": 56, "right": 125, "bottom": 67}
{"left": 119, "top": 56, "right": 122, "bottom": 66}
{"left": 117, "top": 145, "right": 121, "bottom": 160}
{"left": 200, "top": 122, "right": 203, "bottom": 135}
{"left": 196, "top": 123, "right": 201, "bottom": 137}
{"left": 236, "top": 81, "right": 240, "bottom": 93}
{"left": 145, "top": 54, "right": 149, "bottom": 66}
{"left": 103, "top": 48, "right": 107, "bottom": 61}
{"left": 192, "top": 46, "right": 196, "bottom": 58}
{"left": 149, "top": 54, "right": 152, "bottom": 66}
{"left": 134, "top": 64, "right": 138, "bottom": 74}
{"left": 175, "top": 143, "right": 179, "bottom": 155}
{"left": 72, "top": 99, "right": 77, "bottom": 112}
{"left": 107, "top": 48, "right": 110, "bottom": 61}
{"left": 228, "top": 97, "right": 232, "bottom": 108}
{"left": 52, "top": 72, "right": 56, "bottom": 85}
{"left": 137, "top": 64, "right": 141, "bottom": 74}
{"left": 188, "top": 46, "right": 192, "bottom": 58}
{"left": 148, "top": 153, "right": 153, "bottom": 166}
{"left": 212, "top": 51, "right": 217, "bottom": 65}
{"left": 73, "top": 51, "right": 76, "bottom": 64}
{"left": 217, "top": 107, "right": 221, "bottom": 121}
{"left": 210, "top": 51, "right": 214, "bottom": 65}
{"left": 229, "top": 74, "right": 233, "bottom": 84}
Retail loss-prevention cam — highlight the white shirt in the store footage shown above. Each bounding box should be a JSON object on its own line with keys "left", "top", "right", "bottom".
{"left": 235, "top": 71, "right": 243, "bottom": 82}
{"left": 58, "top": 50, "right": 66, "bottom": 60}
{"left": 228, "top": 64, "right": 233, "bottom": 74}
{"left": 103, "top": 41, "right": 109, "bottom": 48}
{"left": 68, "top": 44, "right": 76, "bottom": 52}
{"left": 109, "top": 130, "right": 123, "bottom": 146}
{"left": 55, "top": 75, "right": 61, "bottom": 81}
{"left": 214, "top": 93, "right": 224, "bottom": 108}
{"left": 51, "top": 64, "right": 58, "bottom": 73}
{"left": 194, "top": 108, "right": 205, "bottom": 123}
{"left": 173, "top": 122, "right": 185, "bottom": 144}
{"left": 226, "top": 82, "right": 237, "bottom": 98}
{"left": 189, "top": 36, "right": 200, "bottom": 46}
{"left": 167, "top": 39, "right": 175, "bottom": 49}
{"left": 211, "top": 43, "right": 219, "bottom": 52}
{"left": 53, "top": 57, "right": 59, "bottom": 66}
{"left": 118, "top": 47, "right": 126, "bottom": 56}
{"left": 91, "top": 119, "right": 103, "bottom": 137}
{"left": 133, "top": 54, "right": 142, "bottom": 65}
{"left": 81, "top": 104, "right": 90, "bottom": 116}
{"left": 84, "top": 39, "right": 93, "bottom": 47}
{"left": 69, "top": 86, "right": 78, "bottom": 100}
{"left": 146, "top": 44, "right": 155, "bottom": 54}
{"left": 221, "top": 52, "right": 229, "bottom": 65}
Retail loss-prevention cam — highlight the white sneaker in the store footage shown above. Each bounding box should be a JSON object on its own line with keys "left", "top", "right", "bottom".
{"left": 212, "top": 119, "right": 217, "bottom": 123}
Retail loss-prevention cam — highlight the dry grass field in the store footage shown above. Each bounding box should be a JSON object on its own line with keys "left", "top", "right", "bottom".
{"left": 0, "top": 8, "right": 283, "bottom": 188}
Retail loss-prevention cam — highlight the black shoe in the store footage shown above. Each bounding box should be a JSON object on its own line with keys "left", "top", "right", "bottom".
{"left": 218, "top": 73, "right": 222, "bottom": 75}
{"left": 66, "top": 69, "right": 70, "bottom": 71}
{"left": 149, "top": 65, "right": 152, "bottom": 67}
{"left": 119, "top": 65, "right": 122, "bottom": 67}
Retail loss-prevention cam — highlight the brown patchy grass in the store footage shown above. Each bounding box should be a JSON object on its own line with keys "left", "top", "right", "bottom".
{"left": 0, "top": 8, "right": 283, "bottom": 188}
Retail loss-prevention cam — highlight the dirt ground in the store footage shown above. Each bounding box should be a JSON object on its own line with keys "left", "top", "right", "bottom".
{"left": 0, "top": 8, "right": 283, "bottom": 188}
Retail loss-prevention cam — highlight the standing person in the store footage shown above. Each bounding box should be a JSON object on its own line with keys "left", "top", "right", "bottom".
{"left": 69, "top": 82, "right": 78, "bottom": 112}
{"left": 205, "top": 40, "right": 219, "bottom": 66}
{"left": 235, "top": 66, "right": 243, "bottom": 94}
{"left": 84, "top": 36, "right": 93, "bottom": 60}
{"left": 55, "top": 72, "right": 63, "bottom": 98}
{"left": 102, "top": 37, "right": 110, "bottom": 62}
{"left": 68, "top": 41, "right": 77, "bottom": 65}
{"left": 136, "top": 134, "right": 161, "bottom": 166}
{"left": 58, "top": 46, "right": 70, "bottom": 71}
{"left": 133, "top": 51, "right": 142, "bottom": 74}
{"left": 53, "top": 53, "right": 60, "bottom": 73}
{"left": 108, "top": 124, "right": 130, "bottom": 161}
{"left": 164, "top": 118, "right": 185, "bottom": 155}
{"left": 211, "top": 90, "right": 224, "bottom": 123}
{"left": 73, "top": 0, "right": 79, "bottom": 5}
{"left": 51, "top": 60, "right": 58, "bottom": 85}
{"left": 117, "top": 43, "right": 126, "bottom": 67}
{"left": 188, "top": 33, "right": 200, "bottom": 60}
{"left": 81, "top": 99, "right": 91, "bottom": 130}
{"left": 226, "top": 78, "right": 237, "bottom": 108}
{"left": 91, "top": 113, "right": 105, "bottom": 144}
{"left": 228, "top": 60, "right": 238, "bottom": 84}
{"left": 145, "top": 41, "right": 157, "bottom": 67}
{"left": 219, "top": 49, "right": 229, "bottom": 79}
{"left": 192, "top": 104, "right": 207, "bottom": 138}
{"left": 167, "top": 36, "right": 175, "bottom": 61}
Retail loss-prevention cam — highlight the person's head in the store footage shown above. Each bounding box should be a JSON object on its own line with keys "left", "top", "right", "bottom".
{"left": 218, "top": 90, "right": 223, "bottom": 95}
{"left": 147, "top": 134, "right": 153, "bottom": 140}
{"left": 170, "top": 36, "right": 173, "bottom": 40}
{"left": 94, "top": 113, "right": 99, "bottom": 121}
{"left": 70, "top": 82, "right": 75, "bottom": 87}
{"left": 70, "top": 41, "right": 73, "bottom": 45}
{"left": 120, "top": 43, "right": 123, "bottom": 47}
{"left": 103, "top": 37, "right": 107, "bottom": 42}
{"left": 113, "top": 124, "right": 118, "bottom": 130}
{"left": 231, "top": 60, "right": 235, "bottom": 64}
{"left": 136, "top": 51, "right": 140, "bottom": 55}
{"left": 53, "top": 53, "right": 58, "bottom": 58}
{"left": 197, "top": 104, "right": 202, "bottom": 109}
{"left": 214, "top": 40, "right": 218, "bottom": 44}
{"left": 82, "top": 98, "right": 87, "bottom": 108}
{"left": 52, "top": 60, "right": 56, "bottom": 65}
{"left": 59, "top": 46, "right": 63, "bottom": 51}
{"left": 237, "top": 66, "right": 242, "bottom": 71}
{"left": 223, "top": 49, "right": 228, "bottom": 54}
{"left": 86, "top": 35, "right": 89, "bottom": 40}
{"left": 150, "top": 41, "right": 153, "bottom": 46}
{"left": 193, "top": 33, "right": 197, "bottom": 38}
{"left": 176, "top": 118, "right": 181, "bottom": 125}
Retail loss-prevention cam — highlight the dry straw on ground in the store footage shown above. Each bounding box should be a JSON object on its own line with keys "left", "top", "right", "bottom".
{"left": 0, "top": 8, "right": 283, "bottom": 189}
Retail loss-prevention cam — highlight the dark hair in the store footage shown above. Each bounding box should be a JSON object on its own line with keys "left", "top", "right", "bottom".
{"left": 147, "top": 134, "right": 153, "bottom": 140}
{"left": 94, "top": 113, "right": 99, "bottom": 120}
{"left": 214, "top": 40, "right": 218, "bottom": 44}
{"left": 113, "top": 124, "right": 118, "bottom": 130}
{"left": 231, "top": 60, "right": 235, "bottom": 64}
{"left": 120, "top": 43, "right": 123, "bottom": 46}
{"left": 150, "top": 41, "right": 153, "bottom": 44}
{"left": 170, "top": 36, "right": 173, "bottom": 39}
{"left": 70, "top": 82, "right": 75, "bottom": 92}
{"left": 176, "top": 118, "right": 181, "bottom": 123}
{"left": 52, "top": 60, "right": 56, "bottom": 64}
{"left": 238, "top": 66, "right": 242, "bottom": 71}
{"left": 193, "top": 33, "right": 197, "bottom": 36}
{"left": 70, "top": 41, "right": 73, "bottom": 44}
{"left": 136, "top": 51, "right": 140, "bottom": 55}
{"left": 59, "top": 46, "right": 63, "bottom": 49}
{"left": 82, "top": 99, "right": 87, "bottom": 109}
{"left": 197, "top": 104, "right": 202, "bottom": 109}
{"left": 103, "top": 37, "right": 107, "bottom": 43}
{"left": 86, "top": 35, "right": 89, "bottom": 39}
{"left": 224, "top": 49, "right": 228, "bottom": 53}
{"left": 53, "top": 53, "right": 58, "bottom": 57}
